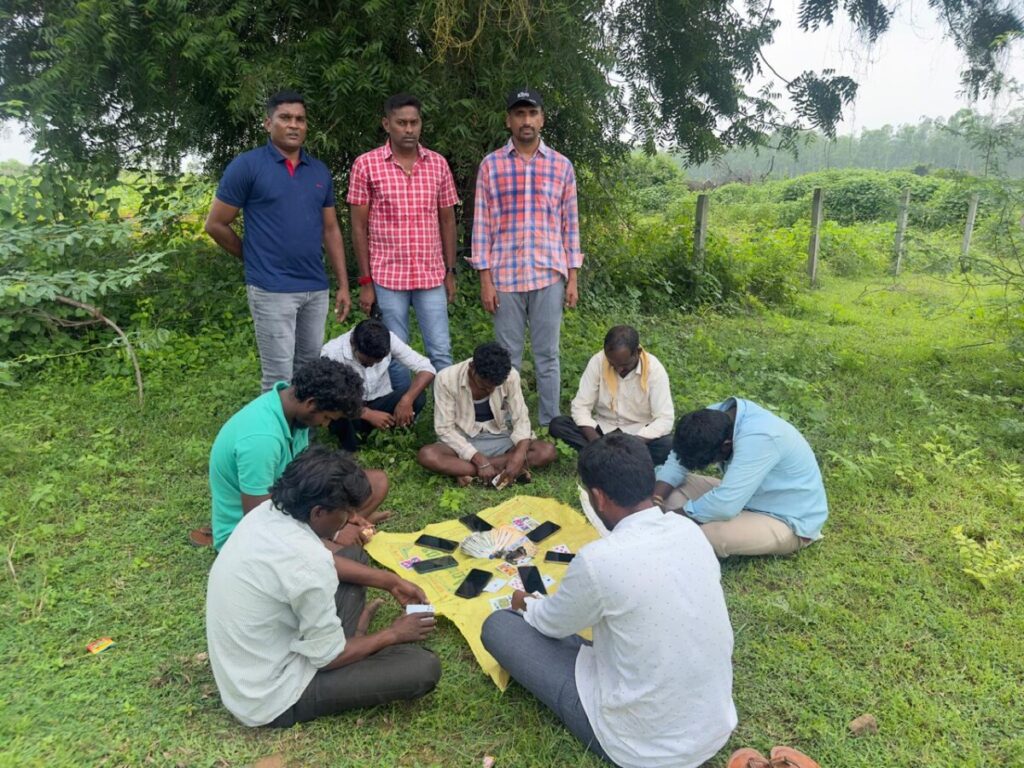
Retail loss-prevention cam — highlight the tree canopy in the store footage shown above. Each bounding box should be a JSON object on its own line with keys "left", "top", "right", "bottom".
{"left": 1, "top": 0, "right": 1021, "bottom": 189}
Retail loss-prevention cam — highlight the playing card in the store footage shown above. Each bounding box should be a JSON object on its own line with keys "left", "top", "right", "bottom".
{"left": 399, "top": 556, "right": 422, "bottom": 569}
{"left": 496, "top": 562, "right": 518, "bottom": 577}
{"left": 482, "top": 578, "right": 507, "bottom": 593}
{"left": 511, "top": 515, "right": 539, "bottom": 532}
{"left": 489, "top": 595, "right": 513, "bottom": 612}
{"left": 509, "top": 576, "right": 524, "bottom": 591}
{"left": 551, "top": 544, "right": 571, "bottom": 554}
{"left": 542, "top": 575, "right": 555, "bottom": 588}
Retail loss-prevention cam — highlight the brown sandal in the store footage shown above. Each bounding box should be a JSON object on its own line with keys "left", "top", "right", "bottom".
{"left": 769, "top": 746, "right": 820, "bottom": 768}
{"left": 188, "top": 525, "right": 213, "bottom": 548}
{"left": 727, "top": 749, "right": 771, "bottom": 768}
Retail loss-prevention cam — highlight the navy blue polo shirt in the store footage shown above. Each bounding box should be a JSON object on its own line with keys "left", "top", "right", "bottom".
{"left": 216, "top": 142, "right": 336, "bottom": 292}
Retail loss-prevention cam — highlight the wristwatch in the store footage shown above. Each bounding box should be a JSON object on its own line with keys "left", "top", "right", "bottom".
{"left": 446, "top": 267, "right": 457, "bottom": 275}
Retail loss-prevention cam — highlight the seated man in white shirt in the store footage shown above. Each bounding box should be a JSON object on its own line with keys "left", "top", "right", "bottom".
{"left": 206, "top": 445, "right": 441, "bottom": 729}
{"left": 322, "top": 319, "right": 436, "bottom": 451}
{"left": 417, "top": 341, "right": 556, "bottom": 486}
{"left": 549, "top": 325, "right": 675, "bottom": 466}
{"left": 481, "top": 433, "right": 736, "bottom": 768}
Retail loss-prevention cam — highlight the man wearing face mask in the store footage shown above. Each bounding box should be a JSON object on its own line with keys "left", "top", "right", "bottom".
{"left": 348, "top": 93, "right": 459, "bottom": 392}
{"left": 470, "top": 88, "right": 583, "bottom": 427}
{"left": 549, "top": 325, "right": 675, "bottom": 466}
{"left": 481, "top": 434, "right": 736, "bottom": 768}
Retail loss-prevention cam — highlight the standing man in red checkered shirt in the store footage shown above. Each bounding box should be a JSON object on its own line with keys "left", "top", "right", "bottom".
{"left": 470, "top": 88, "right": 583, "bottom": 427}
{"left": 348, "top": 94, "right": 459, "bottom": 394}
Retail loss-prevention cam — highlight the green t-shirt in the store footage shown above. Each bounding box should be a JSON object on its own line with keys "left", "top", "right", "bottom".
{"left": 209, "top": 382, "right": 310, "bottom": 550}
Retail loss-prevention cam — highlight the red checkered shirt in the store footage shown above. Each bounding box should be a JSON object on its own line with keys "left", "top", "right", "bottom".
{"left": 347, "top": 142, "right": 459, "bottom": 291}
{"left": 470, "top": 139, "right": 582, "bottom": 292}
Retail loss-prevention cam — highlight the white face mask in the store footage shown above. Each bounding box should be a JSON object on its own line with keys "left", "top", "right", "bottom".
{"left": 578, "top": 484, "right": 613, "bottom": 539}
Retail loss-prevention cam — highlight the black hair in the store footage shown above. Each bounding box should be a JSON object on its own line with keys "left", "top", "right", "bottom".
{"left": 603, "top": 325, "right": 639, "bottom": 353}
{"left": 384, "top": 93, "right": 422, "bottom": 116}
{"left": 292, "top": 358, "right": 363, "bottom": 416}
{"left": 578, "top": 433, "right": 654, "bottom": 507}
{"left": 352, "top": 319, "right": 391, "bottom": 361}
{"left": 270, "top": 445, "right": 371, "bottom": 523}
{"left": 472, "top": 342, "right": 512, "bottom": 386}
{"left": 266, "top": 90, "right": 306, "bottom": 117}
{"left": 673, "top": 409, "right": 734, "bottom": 470}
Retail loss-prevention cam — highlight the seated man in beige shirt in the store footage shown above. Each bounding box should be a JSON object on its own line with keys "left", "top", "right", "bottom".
{"left": 417, "top": 341, "right": 557, "bottom": 486}
{"left": 549, "top": 325, "right": 675, "bottom": 465}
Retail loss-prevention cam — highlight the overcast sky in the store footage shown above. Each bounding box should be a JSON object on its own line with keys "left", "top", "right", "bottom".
{"left": 2, "top": 3, "right": 1022, "bottom": 163}
{"left": 762, "top": 0, "right": 1024, "bottom": 130}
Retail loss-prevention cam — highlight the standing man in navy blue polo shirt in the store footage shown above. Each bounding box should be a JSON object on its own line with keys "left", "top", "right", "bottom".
{"left": 206, "top": 91, "right": 352, "bottom": 392}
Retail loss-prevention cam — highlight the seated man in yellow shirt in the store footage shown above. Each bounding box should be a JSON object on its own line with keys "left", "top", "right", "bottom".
{"left": 417, "top": 342, "right": 557, "bottom": 486}
{"left": 549, "top": 325, "right": 675, "bottom": 465}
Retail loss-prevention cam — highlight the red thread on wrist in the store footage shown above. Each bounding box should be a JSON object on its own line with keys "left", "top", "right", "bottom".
{"left": 358, "top": 276, "right": 373, "bottom": 286}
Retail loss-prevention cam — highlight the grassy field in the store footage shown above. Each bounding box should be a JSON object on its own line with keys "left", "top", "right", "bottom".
{"left": 1, "top": 274, "right": 1022, "bottom": 767}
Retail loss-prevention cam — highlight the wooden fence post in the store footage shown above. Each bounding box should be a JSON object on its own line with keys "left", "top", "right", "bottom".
{"left": 893, "top": 188, "right": 911, "bottom": 275}
{"left": 693, "top": 194, "right": 709, "bottom": 270}
{"left": 807, "top": 188, "right": 824, "bottom": 286}
{"left": 960, "top": 192, "right": 979, "bottom": 273}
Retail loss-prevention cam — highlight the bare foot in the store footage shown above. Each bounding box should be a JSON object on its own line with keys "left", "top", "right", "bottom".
{"left": 367, "top": 509, "right": 392, "bottom": 525}
{"left": 456, "top": 475, "right": 474, "bottom": 487}
{"left": 355, "top": 598, "right": 384, "bottom": 636}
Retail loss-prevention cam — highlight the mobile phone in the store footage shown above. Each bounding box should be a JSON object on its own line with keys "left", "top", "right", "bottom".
{"left": 454, "top": 568, "right": 493, "bottom": 598}
{"left": 369, "top": 301, "right": 383, "bottom": 320}
{"left": 414, "top": 534, "right": 459, "bottom": 552}
{"left": 412, "top": 556, "right": 458, "bottom": 574}
{"left": 526, "top": 521, "right": 561, "bottom": 543}
{"left": 545, "top": 551, "right": 575, "bottom": 564}
{"left": 458, "top": 513, "right": 494, "bottom": 533}
{"left": 518, "top": 565, "right": 547, "bottom": 595}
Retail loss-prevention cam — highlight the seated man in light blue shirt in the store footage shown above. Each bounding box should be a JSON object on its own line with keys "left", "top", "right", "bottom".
{"left": 652, "top": 398, "right": 828, "bottom": 558}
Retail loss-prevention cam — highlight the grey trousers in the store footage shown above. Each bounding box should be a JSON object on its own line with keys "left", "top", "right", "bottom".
{"left": 267, "top": 547, "right": 442, "bottom": 728}
{"left": 246, "top": 285, "right": 329, "bottom": 392}
{"left": 493, "top": 280, "right": 564, "bottom": 426}
{"left": 481, "top": 610, "right": 617, "bottom": 765}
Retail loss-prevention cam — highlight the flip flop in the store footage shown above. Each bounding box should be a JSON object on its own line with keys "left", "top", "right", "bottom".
{"left": 188, "top": 526, "right": 213, "bottom": 548}
{"left": 769, "top": 746, "right": 820, "bottom": 768}
{"left": 727, "top": 748, "right": 771, "bottom": 768}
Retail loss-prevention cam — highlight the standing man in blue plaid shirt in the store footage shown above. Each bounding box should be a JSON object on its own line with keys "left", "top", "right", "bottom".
{"left": 470, "top": 88, "right": 583, "bottom": 426}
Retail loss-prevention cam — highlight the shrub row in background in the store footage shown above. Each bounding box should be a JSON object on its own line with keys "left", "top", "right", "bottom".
{"left": 3, "top": 161, "right": 1021, "bottom": 369}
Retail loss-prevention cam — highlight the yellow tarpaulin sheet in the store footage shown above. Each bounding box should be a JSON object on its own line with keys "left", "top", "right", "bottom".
{"left": 364, "top": 495, "right": 599, "bottom": 689}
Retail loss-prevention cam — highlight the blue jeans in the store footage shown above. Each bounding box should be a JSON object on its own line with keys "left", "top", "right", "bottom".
{"left": 481, "top": 610, "right": 616, "bottom": 765}
{"left": 246, "top": 285, "right": 329, "bottom": 392}
{"left": 374, "top": 284, "right": 452, "bottom": 392}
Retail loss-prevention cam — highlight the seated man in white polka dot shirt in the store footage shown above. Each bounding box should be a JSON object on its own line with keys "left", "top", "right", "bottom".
{"left": 481, "top": 433, "right": 737, "bottom": 768}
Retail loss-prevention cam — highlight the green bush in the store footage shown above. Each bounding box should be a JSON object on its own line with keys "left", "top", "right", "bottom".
{"left": 817, "top": 222, "right": 893, "bottom": 277}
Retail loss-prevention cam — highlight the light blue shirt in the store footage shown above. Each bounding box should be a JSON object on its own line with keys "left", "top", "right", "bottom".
{"left": 655, "top": 398, "right": 828, "bottom": 540}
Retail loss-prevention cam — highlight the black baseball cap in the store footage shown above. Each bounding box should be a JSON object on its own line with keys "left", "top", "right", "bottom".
{"left": 506, "top": 88, "right": 543, "bottom": 110}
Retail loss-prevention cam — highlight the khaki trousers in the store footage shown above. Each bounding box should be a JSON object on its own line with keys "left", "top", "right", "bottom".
{"left": 664, "top": 474, "right": 806, "bottom": 558}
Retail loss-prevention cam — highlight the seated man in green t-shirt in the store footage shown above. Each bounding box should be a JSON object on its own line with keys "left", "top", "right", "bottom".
{"left": 205, "top": 358, "right": 389, "bottom": 551}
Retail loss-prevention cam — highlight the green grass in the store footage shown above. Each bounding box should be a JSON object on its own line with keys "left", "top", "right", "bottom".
{"left": 2, "top": 274, "right": 1023, "bottom": 767}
